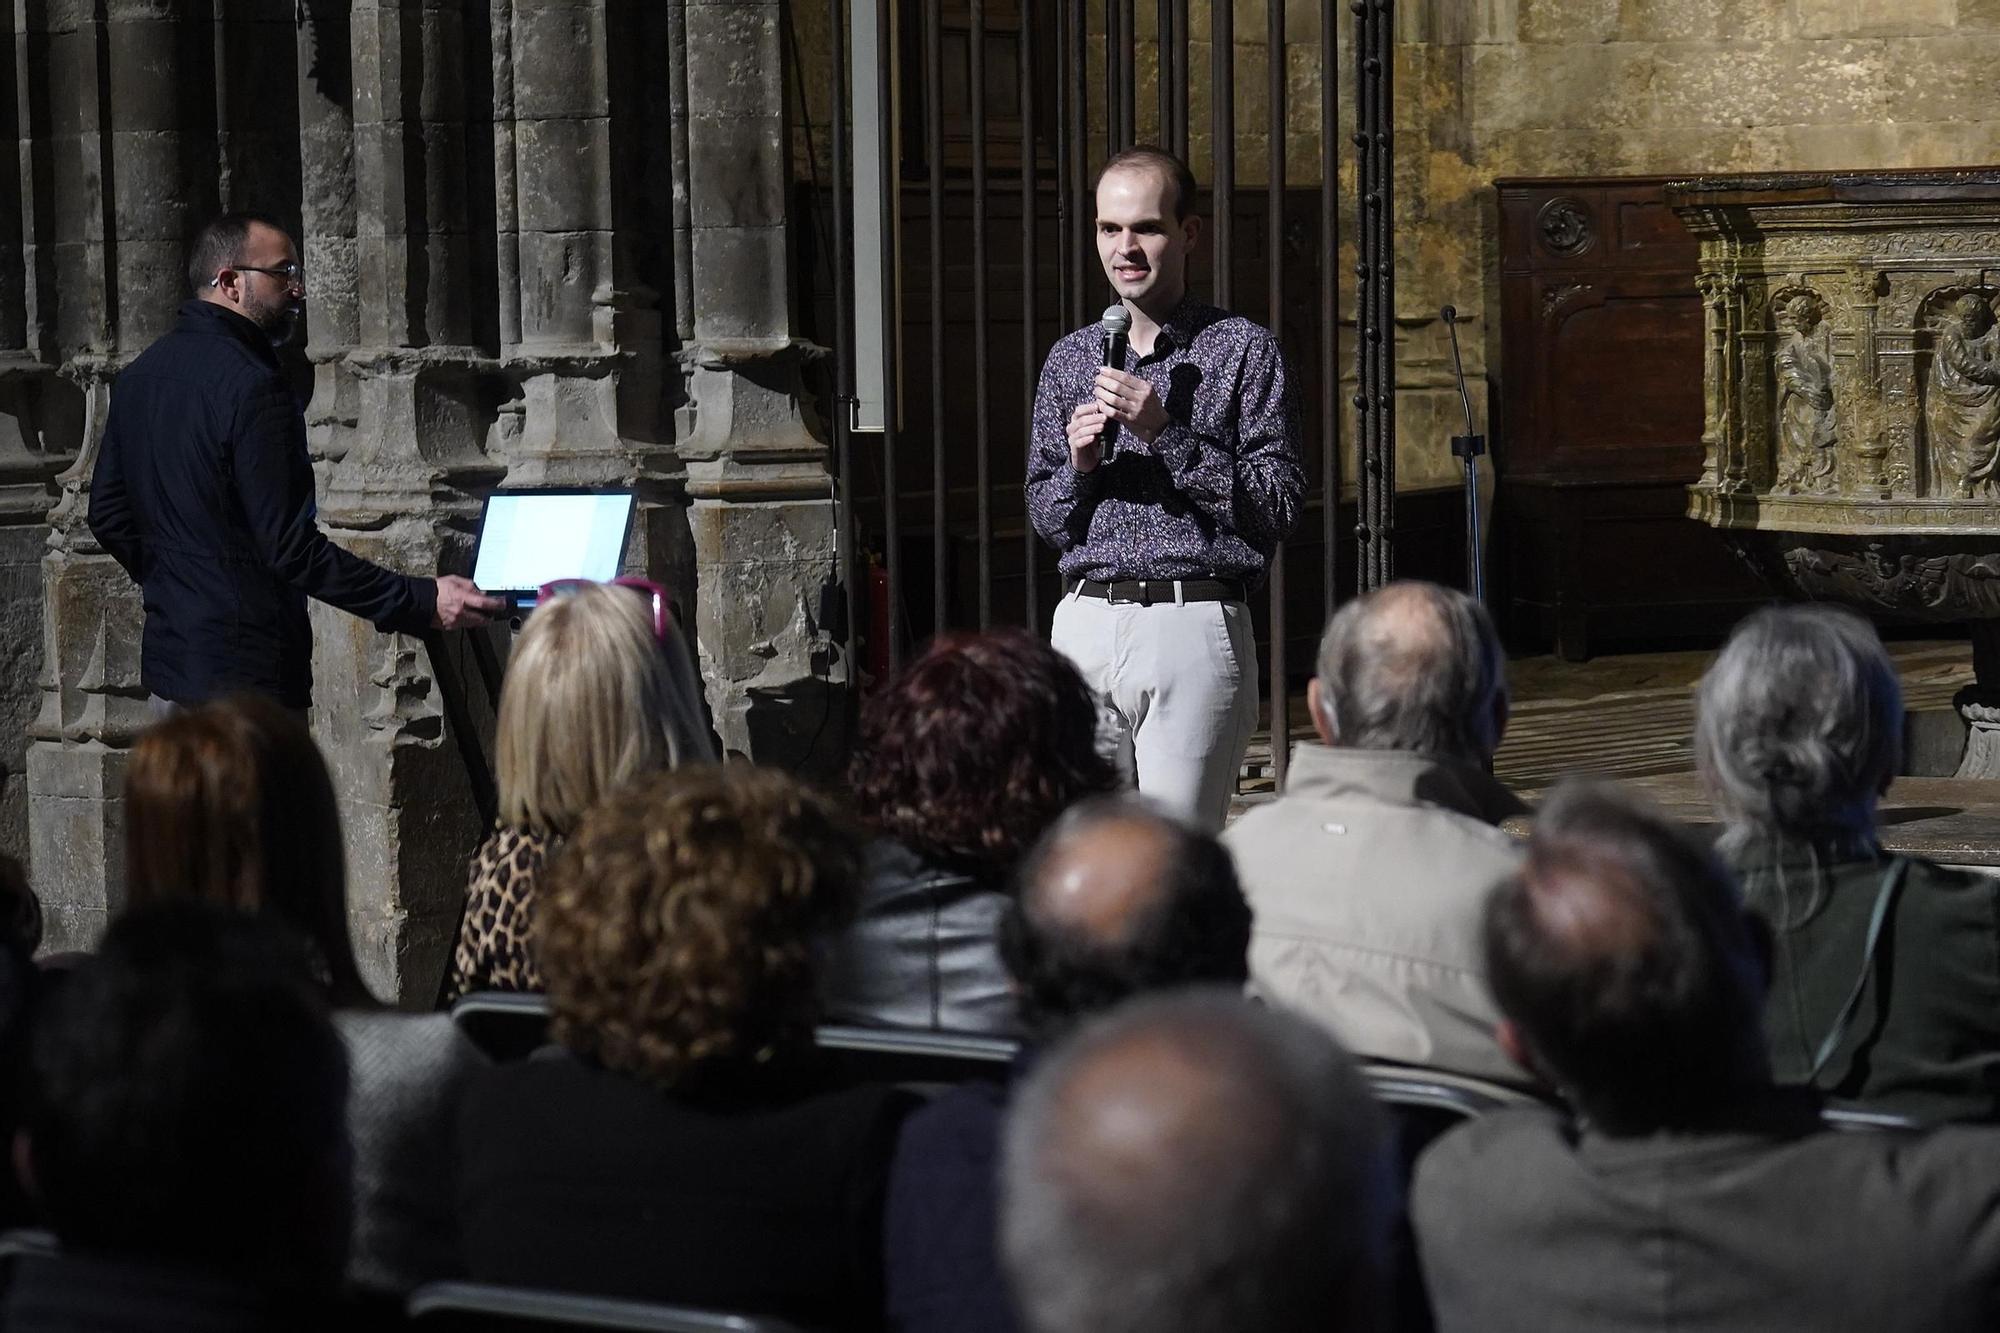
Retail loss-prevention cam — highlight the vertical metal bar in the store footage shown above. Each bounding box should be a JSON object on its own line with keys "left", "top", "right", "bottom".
{"left": 831, "top": 0, "right": 857, "bottom": 681}
{"left": 1118, "top": 0, "right": 1136, "bottom": 148}
{"left": 1210, "top": 0, "right": 1232, "bottom": 308}
{"left": 971, "top": 0, "right": 992, "bottom": 627}
{"left": 1266, "top": 0, "right": 1287, "bottom": 790}
{"left": 1170, "top": 0, "right": 1189, "bottom": 158}
{"left": 1069, "top": 0, "right": 1090, "bottom": 325}
{"left": 1156, "top": 0, "right": 1172, "bottom": 146}
{"left": 1320, "top": 0, "right": 1338, "bottom": 621}
{"left": 876, "top": 0, "right": 905, "bottom": 666}
{"left": 1355, "top": 0, "right": 1394, "bottom": 590}
{"left": 1023, "top": 0, "right": 1042, "bottom": 629}
{"left": 1104, "top": 0, "right": 1120, "bottom": 158}
{"left": 1054, "top": 0, "right": 1071, "bottom": 327}
{"left": 927, "top": 0, "right": 948, "bottom": 632}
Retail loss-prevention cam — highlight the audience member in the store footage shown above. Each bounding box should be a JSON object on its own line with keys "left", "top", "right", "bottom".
{"left": 1697, "top": 603, "right": 2000, "bottom": 1121}
{"left": 445, "top": 579, "right": 712, "bottom": 999}
{"left": 1223, "top": 580, "right": 1529, "bottom": 1084}
{"left": 10, "top": 902, "right": 350, "bottom": 1329}
{"left": 1413, "top": 781, "right": 2000, "bottom": 1332}
{"left": 1000, "top": 989, "right": 1395, "bottom": 1333}
{"left": 820, "top": 628, "right": 1119, "bottom": 1033}
{"left": 124, "top": 695, "right": 485, "bottom": 1296}
{"left": 886, "top": 797, "right": 1252, "bottom": 1333}
{"left": 455, "top": 764, "right": 916, "bottom": 1329}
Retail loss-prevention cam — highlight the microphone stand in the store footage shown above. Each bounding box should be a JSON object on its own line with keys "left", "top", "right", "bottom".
{"left": 1441, "top": 304, "right": 1486, "bottom": 603}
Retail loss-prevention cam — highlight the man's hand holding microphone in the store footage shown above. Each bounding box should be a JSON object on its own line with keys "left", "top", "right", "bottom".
{"left": 1068, "top": 304, "right": 1171, "bottom": 473}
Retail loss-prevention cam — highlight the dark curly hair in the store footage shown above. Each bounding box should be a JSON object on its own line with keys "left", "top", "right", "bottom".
{"left": 847, "top": 628, "right": 1120, "bottom": 870}
{"left": 538, "top": 764, "right": 862, "bottom": 1090}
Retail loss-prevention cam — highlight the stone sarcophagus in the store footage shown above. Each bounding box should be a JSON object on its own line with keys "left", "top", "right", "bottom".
{"left": 1669, "top": 170, "right": 2000, "bottom": 619}
{"left": 1670, "top": 170, "right": 2000, "bottom": 775}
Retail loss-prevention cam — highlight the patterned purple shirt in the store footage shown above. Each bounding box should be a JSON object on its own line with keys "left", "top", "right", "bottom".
{"left": 1026, "top": 296, "right": 1304, "bottom": 585}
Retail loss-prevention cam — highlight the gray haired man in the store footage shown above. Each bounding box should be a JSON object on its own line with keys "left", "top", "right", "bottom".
{"left": 1000, "top": 990, "right": 1395, "bottom": 1333}
{"left": 1221, "top": 580, "right": 1530, "bottom": 1085}
{"left": 1415, "top": 781, "right": 2000, "bottom": 1333}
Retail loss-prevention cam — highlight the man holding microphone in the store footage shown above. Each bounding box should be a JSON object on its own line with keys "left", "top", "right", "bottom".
{"left": 1027, "top": 148, "right": 1305, "bottom": 831}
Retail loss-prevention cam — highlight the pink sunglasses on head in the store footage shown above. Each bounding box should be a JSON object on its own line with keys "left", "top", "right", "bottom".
{"left": 537, "top": 576, "right": 677, "bottom": 645}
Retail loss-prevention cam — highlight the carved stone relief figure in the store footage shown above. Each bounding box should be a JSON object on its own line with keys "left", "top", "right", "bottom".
{"left": 1926, "top": 292, "right": 2000, "bottom": 498}
{"left": 1772, "top": 295, "right": 1837, "bottom": 494}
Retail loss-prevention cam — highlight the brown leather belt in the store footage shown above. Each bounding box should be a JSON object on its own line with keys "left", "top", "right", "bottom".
{"left": 1071, "top": 578, "right": 1247, "bottom": 606}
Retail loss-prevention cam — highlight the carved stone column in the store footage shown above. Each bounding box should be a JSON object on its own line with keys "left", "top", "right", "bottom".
{"left": 27, "top": 0, "right": 210, "bottom": 948}
{"left": 678, "top": 0, "right": 846, "bottom": 773}
{"left": 315, "top": 0, "right": 504, "bottom": 1001}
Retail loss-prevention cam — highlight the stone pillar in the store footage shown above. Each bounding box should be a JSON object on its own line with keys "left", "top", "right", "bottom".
{"left": 0, "top": 4, "right": 72, "bottom": 870}
{"left": 679, "top": 0, "right": 846, "bottom": 774}
{"left": 315, "top": 0, "right": 504, "bottom": 1002}
{"left": 495, "top": 0, "right": 686, "bottom": 602}
{"left": 297, "top": 1, "right": 362, "bottom": 466}
{"left": 27, "top": 0, "right": 212, "bottom": 949}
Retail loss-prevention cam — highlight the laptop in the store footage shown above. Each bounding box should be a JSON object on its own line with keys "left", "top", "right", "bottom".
{"left": 469, "top": 488, "right": 638, "bottom": 607}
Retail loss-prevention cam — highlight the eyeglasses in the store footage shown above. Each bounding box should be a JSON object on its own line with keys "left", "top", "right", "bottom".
{"left": 211, "top": 262, "right": 305, "bottom": 291}
{"left": 537, "top": 577, "right": 677, "bottom": 646}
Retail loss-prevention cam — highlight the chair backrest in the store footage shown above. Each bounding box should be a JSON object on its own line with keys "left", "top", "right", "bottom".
{"left": 813, "top": 1025, "right": 1018, "bottom": 1087}
{"left": 450, "top": 991, "right": 554, "bottom": 1062}
{"left": 408, "top": 1281, "right": 806, "bottom": 1332}
{"left": 1359, "top": 1066, "right": 1549, "bottom": 1333}
{"left": 1821, "top": 1105, "right": 1922, "bottom": 1133}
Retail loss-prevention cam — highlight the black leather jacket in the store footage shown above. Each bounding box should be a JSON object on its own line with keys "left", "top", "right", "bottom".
{"left": 818, "top": 838, "right": 1019, "bottom": 1035}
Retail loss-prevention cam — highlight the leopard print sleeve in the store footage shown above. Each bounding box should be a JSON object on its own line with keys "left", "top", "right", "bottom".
{"left": 444, "top": 825, "right": 553, "bottom": 1003}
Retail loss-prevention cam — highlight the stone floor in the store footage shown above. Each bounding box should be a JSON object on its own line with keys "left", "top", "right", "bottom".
{"left": 1236, "top": 639, "right": 2000, "bottom": 869}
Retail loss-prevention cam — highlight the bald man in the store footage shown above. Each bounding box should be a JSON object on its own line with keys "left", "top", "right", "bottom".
{"left": 1414, "top": 782, "right": 2000, "bottom": 1333}
{"left": 1222, "top": 580, "right": 1530, "bottom": 1086}
{"left": 885, "top": 797, "right": 1251, "bottom": 1333}
{"left": 1000, "top": 990, "right": 1394, "bottom": 1333}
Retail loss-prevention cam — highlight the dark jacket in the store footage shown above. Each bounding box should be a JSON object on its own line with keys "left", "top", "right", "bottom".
{"left": 1733, "top": 841, "right": 2000, "bottom": 1123}
{"left": 87, "top": 300, "right": 434, "bottom": 707}
{"left": 1414, "top": 1096, "right": 2000, "bottom": 1332}
{"left": 456, "top": 1050, "right": 916, "bottom": 1331}
{"left": 885, "top": 1073, "right": 1019, "bottom": 1333}
{"left": 818, "top": 837, "right": 1019, "bottom": 1035}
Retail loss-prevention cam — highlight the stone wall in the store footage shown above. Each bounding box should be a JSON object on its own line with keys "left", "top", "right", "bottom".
{"left": 1404, "top": 0, "right": 2000, "bottom": 484}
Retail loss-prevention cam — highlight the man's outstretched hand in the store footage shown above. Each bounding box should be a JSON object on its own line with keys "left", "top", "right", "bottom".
{"left": 433, "top": 575, "right": 507, "bottom": 630}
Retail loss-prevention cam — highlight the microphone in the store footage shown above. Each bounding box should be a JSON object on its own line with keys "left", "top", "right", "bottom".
{"left": 1099, "top": 304, "right": 1131, "bottom": 461}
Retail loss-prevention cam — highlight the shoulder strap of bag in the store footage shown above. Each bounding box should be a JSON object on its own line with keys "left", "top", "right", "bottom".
{"left": 1808, "top": 856, "right": 1910, "bottom": 1079}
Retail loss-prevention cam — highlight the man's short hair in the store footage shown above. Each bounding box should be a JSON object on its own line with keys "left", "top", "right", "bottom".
{"left": 999, "top": 796, "right": 1251, "bottom": 1041}
{"left": 1001, "top": 989, "right": 1394, "bottom": 1333}
{"left": 185, "top": 210, "right": 290, "bottom": 294}
{"left": 1095, "top": 146, "right": 1200, "bottom": 220}
{"left": 1694, "top": 603, "right": 1901, "bottom": 852}
{"left": 1483, "top": 781, "right": 1768, "bottom": 1132}
{"left": 1315, "top": 580, "right": 1506, "bottom": 762}
{"left": 25, "top": 901, "right": 351, "bottom": 1292}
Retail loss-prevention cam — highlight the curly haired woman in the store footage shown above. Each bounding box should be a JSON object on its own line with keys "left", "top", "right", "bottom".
{"left": 454, "top": 764, "right": 918, "bottom": 1330}
{"left": 819, "top": 628, "right": 1121, "bottom": 1034}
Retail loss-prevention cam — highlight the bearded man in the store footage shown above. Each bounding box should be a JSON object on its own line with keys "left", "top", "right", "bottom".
{"left": 88, "top": 211, "right": 501, "bottom": 714}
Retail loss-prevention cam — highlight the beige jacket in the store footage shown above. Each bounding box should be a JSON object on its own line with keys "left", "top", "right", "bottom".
{"left": 1223, "top": 742, "right": 1528, "bottom": 1086}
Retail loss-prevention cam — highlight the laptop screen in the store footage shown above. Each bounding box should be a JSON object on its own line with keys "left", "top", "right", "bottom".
{"left": 471, "top": 490, "right": 636, "bottom": 598}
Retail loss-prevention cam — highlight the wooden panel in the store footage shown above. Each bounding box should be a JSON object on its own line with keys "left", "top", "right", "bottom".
{"left": 1494, "top": 175, "right": 1769, "bottom": 660}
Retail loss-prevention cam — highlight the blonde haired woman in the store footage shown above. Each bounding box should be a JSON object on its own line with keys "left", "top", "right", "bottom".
{"left": 445, "top": 579, "right": 712, "bottom": 1000}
